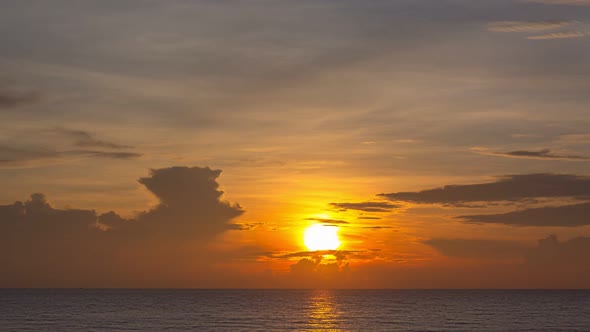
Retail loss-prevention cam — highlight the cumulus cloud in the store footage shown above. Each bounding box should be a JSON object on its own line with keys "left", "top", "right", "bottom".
{"left": 458, "top": 202, "right": 590, "bottom": 227}
{"left": 379, "top": 173, "right": 590, "bottom": 204}
{"left": 0, "top": 166, "right": 244, "bottom": 287}
{"left": 527, "top": 31, "right": 587, "bottom": 39}
{"left": 0, "top": 88, "right": 40, "bottom": 108}
{"left": 424, "top": 238, "right": 528, "bottom": 259}
{"left": 482, "top": 148, "right": 589, "bottom": 160}
{"left": 487, "top": 20, "right": 574, "bottom": 32}
{"left": 329, "top": 201, "right": 400, "bottom": 212}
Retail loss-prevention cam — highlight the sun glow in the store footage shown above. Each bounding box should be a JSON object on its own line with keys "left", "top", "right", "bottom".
{"left": 304, "top": 224, "right": 341, "bottom": 251}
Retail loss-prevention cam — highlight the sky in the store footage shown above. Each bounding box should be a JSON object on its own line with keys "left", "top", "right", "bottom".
{"left": 1, "top": 0, "right": 589, "bottom": 288}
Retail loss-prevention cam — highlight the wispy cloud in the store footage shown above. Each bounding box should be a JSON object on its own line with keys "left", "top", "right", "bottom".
{"left": 66, "top": 150, "right": 142, "bottom": 159}
{"left": 55, "top": 128, "right": 132, "bottom": 149}
{"left": 305, "top": 217, "right": 349, "bottom": 225}
{"left": 527, "top": 31, "right": 587, "bottom": 39}
{"left": 525, "top": 0, "right": 590, "bottom": 5}
{"left": 487, "top": 20, "right": 574, "bottom": 32}
{"left": 0, "top": 88, "right": 41, "bottom": 108}
{"left": 329, "top": 201, "right": 400, "bottom": 212}
{"left": 476, "top": 148, "right": 589, "bottom": 160}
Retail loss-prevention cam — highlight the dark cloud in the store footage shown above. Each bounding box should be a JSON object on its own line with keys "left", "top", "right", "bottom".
{"left": 424, "top": 238, "right": 528, "bottom": 259}
{"left": 67, "top": 150, "right": 142, "bottom": 159}
{"left": 329, "top": 201, "right": 400, "bottom": 212}
{"left": 358, "top": 216, "right": 381, "bottom": 220}
{"left": 525, "top": 235, "right": 590, "bottom": 268}
{"left": 489, "top": 149, "right": 588, "bottom": 160}
{"left": 305, "top": 217, "right": 349, "bottom": 225}
{"left": 288, "top": 255, "right": 350, "bottom": 287}
{"left": 379, "top": 173, "right": 590, "bottom": 204}
{"left": 458, "top": 202, "right": 590, "bottom": 227}
{"left": 0, "top": 166, "right": 244, "bottom": 286}
{"left": 229, "top": 222, "right": 263, "bottom": 231}
{"left": 55, "top": 128, "right": 132, "bottom": 149}
{"left": 361, "top": 226, "right": 395, "bottom": 230}
{"left": 0, "top": 89, "right": 40, "bottom": 108}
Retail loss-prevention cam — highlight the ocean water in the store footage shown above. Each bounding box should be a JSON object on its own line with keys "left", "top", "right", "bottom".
{"left": 1, "top": 289, "right": 589, "bottom": 331}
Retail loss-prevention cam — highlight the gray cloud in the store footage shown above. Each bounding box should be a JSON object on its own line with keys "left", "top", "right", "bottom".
{"left": 488, "top": 149, "right": 589, "bottom": 160}
{"left": 487, "top": 20, "right": 574, "bottom": 32}
{"left": 329, "top": 201, "right": 400, "bottom": 212}
{"left": 424, "top": 238, "right": 528, "bottom": 259}
{"left": 380, "top": 173, "right": 590, "bottom": 204}
{"left": 0, "top": 89, "right": 40, "bottom": 108}
{"left": 55, "top": 128, "right": 132, "bottom": 149}
{"left": 458, "top": 202, "right": 590, "bottom": 227}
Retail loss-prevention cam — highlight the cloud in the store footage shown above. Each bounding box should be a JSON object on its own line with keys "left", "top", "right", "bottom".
{"left": 527, "top": 31, "right": 587, "bottom": 39}
{"left": 0, "top": 88, "right": 40, "bottom": 108}
{"left": 277, "top": 250, "right": 357, "bottom": 259}
{"left": 525, "top": 0, "right": 590, "bottom": 5}
{"left": 305, "top": 217, "right": 349, "bottom": 225}
{"left": 361, "top": 226, "right": 395, "bottom": 230}
{"left": 525, "top": 235, "right": 590, "bottom": 268}
{"left": 329, "top": 201, "right": 400, "bottom": 212}
{"left": 0, "top": 145, "right": 58, "bottom": 165}
{"left": 458, "top": 202, "right": 590, "bottom": 227}
{"left": 483, "top": 148, "right": 589, "bottom": 160}
{"left": 55, "top": 128, "right": 132, "bottom": 149}
{"left": 424, "top": 238, "right": 528, "bottom": 259}
{"left": 379, "top": 173, "right": 590, "bottom": 204}
{"left": 487, "top": 20, "right": 574, "bottom": 32}
{"left": 67, "top": 150, "right": 142, "bottom": 159}
{"left": 0, "top": 146, "right": 142, "bottom": 166}
{"left": 0, "top": 166, "right": 244, "bottom": 287}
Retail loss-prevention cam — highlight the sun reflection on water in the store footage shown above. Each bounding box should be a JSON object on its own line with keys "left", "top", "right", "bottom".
{"left": 306, "top": 290, "right": 341, "bottom": 331}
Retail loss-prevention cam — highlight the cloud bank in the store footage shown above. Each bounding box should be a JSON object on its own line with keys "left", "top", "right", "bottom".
{"left": 0, "top": 166, "right": 244, "bottom": 287}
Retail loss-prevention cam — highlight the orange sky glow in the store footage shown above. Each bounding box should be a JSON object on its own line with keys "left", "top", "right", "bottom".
{"left": 1, "top": 0, "right": 589, "bottom": 289}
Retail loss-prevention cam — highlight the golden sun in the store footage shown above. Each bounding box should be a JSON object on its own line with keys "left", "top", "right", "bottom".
{"left": 304, "top": 224, "right": 341, "bottom": 251}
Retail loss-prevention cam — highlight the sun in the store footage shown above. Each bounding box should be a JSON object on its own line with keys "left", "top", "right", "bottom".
{"left": 304, "top": 224, "right": 341, "bottom": 251}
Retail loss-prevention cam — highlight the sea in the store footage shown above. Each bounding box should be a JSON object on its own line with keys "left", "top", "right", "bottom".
{"left": 1, "top": 289, "right": 589, "bottom": 331}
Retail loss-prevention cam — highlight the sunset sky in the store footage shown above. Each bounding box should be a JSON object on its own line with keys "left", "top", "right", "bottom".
{"left": 1, "top": 0, "right": 589, "bottom": 288}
